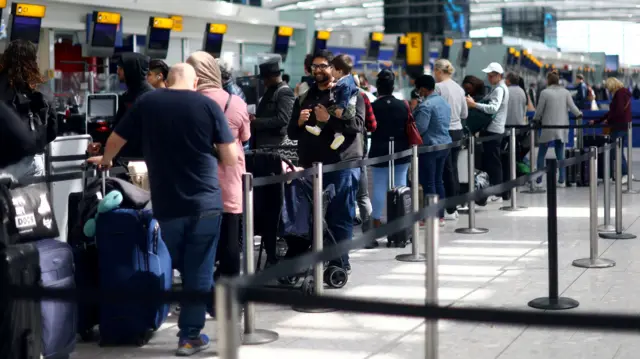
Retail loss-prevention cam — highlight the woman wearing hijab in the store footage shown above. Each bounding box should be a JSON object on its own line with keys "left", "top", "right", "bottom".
{"left": 186, "top": 51, "right": 251, "bottom": 279}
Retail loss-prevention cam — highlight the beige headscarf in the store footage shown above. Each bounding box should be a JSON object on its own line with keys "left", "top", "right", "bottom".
{"left": 186, "top": 51, "right": 222, "bottom": 91}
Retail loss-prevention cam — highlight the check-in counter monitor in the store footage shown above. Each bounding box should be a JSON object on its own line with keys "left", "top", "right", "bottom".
{"left": 363, "top": 32, "right": 383, "bottom": 62}
{"left": 392, "top": 35, "right": 407, "bottom": 65}
{"left": 459, "top": 41, "right": 472, "bottom": 67}
{"left": 8, "top": 3, "right": 45, "bottom": 45}
{"left": 203, "top": 23, "right": 226, "bottom": 58}
{"left": 440, "top": 38, "right": 453, "bottom": 60}
{"left": 313, "top": 30, "right": 330, "bottom": 55}
{"left": 145, "top": 17, "right": 173, "bottom": 59}
{"left": 84, "top": 11, "right": 121, "bottom": 57}
{"left": 272, "top": 26, "right": 293, "bottom": 62}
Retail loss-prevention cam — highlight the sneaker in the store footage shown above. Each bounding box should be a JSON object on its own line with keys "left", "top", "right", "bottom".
{"left": 557, "top": 181, "right": 566, "bottom": 188}
{"left": 622, "top": 175, "right": 629, "bottom": 184}
{"left": 488, "top": 196, "right": 503, "bottom": 203}
{"left": 439, "top": 218, "right": 446, "bottom": 227}
{"left": 444, "top": 211, "right": 458, "bottom": 221}
{"left": 330, "top": 134, "right": 345, "bottom": 150}
{"left": 176, "top": 334, "right": 210, "bottom": 356}
{"left": 305, "top": 125, "right": 322, "bottom": 136}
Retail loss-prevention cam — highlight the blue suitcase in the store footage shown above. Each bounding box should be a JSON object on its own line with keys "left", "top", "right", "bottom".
{"left": 35, "top": 238, "right": 77, "bottom": 359}
{"left": 95, "top": 208, "right": 172, "bottom": 346}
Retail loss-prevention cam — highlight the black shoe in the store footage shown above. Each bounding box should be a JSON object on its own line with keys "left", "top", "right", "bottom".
{"left": 364, "top": 240, "right": 379, "bottom": 249}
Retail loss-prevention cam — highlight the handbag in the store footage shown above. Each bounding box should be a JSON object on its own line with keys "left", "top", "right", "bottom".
{"left": 403, "top": 100, "right": 423, "bottom": 146}
{"left": 0, "top": 180, "right": 59, "bottom": 245}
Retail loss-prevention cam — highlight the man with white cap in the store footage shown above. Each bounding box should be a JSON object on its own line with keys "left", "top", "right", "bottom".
{"left": 465, "top": 62, "right": 509, "bottom": 203}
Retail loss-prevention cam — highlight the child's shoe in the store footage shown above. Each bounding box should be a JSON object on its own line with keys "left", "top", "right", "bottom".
{"left": 305, "top": 125, "right": 322, "bottom": 136}
{"left": 330, "top": 133, "right": 345, "bottom": 150}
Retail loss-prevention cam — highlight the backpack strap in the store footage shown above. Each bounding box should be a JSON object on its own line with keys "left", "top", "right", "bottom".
{"left": 223, "top": 93, "right": 233, "bottom": 114}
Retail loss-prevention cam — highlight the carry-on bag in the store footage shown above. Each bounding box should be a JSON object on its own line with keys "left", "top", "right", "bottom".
{"left": 386, "top": 139, "right": 412, "bottom": 248}
{"left": 95, "top": 208, "right": 172, "bottom": 346}
{"left": 35, "top": 238, "right": 76, "bottom": 359}
{"left": 565, "top": 149, "right": 576, "bottom": 186}
{"left": 0, "top": 242, "right": 43, "bottom": 359}
{"left": 583, "top": 132, "right": 608, "bottom": 180}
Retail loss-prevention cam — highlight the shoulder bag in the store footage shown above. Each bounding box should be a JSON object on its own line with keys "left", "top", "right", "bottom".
{"left": 403, "top": 100, "right": 423, "bottom": 146}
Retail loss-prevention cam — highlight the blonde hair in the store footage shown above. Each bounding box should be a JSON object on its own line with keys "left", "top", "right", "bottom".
{"left": 434, "top": 59, "right": 455, "bottom": 75}
{"left": 605, "top": 77, "right": 624, "bottom": 94}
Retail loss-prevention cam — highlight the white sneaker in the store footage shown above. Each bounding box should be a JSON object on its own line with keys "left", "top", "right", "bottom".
{"left": 557, "top": 181, "right": 566, "bottom": 188}
{"left": 439, "top": 218, "right": 446, "bottom": 227}
{"left": 444, "top": 211, "right": 458, "bottom": 221}
{"left": 622, "top": 175, "right": 629, "bottom": 184}
{"left": 330, "top": 133, "right": 345, "bottom": 150}
{"left": 488, "top": 196, "right": 503, "bottom": 203}
{"left": 305, "top": 125, "right": 322, "bottom": 136}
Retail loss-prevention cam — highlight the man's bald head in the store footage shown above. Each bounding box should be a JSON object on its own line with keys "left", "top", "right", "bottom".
{"left": 167, "top": 63, "right": 198, "bottom": 90}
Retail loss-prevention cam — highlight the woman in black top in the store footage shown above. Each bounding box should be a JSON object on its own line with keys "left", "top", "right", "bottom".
{"left": 369, "top": 69, "right": 411, "bottom": 228}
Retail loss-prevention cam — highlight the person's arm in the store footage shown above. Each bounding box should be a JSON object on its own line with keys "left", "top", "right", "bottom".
{"left": 323, "top": 94, "right": 364, "bottom": 135}
{"left": 236, "top": 101, "right": 251, "bottom": 143}
{"left": 474, "top": 87, "right": 505, "bottom": 115}
{"left": 532, "top": 91, "right": 547, "bottom": 123}
{"left": 566, "top": 90, "right": 582, "bottom": 117}
{"left": 207, "top": 99, "right": 238, "bottom": 166}
{"left": 252, "top": 86, "right": 295, "bottom": 130}
{"left": 460, "top": 90, "right": 469, "bottom": 120}
{"left": 45, "top": 99, "right": 58, "bottom": 144}
{"left": 362, "top": 93, "right": 377, "bottom": 132}
{"left": 414, "top": 103, "right": 431, "bottom": 136}
{"left": 287, "top": 98, "right": 306, "bottom": 140}
{"left": 90, "top": 100, "right": 143, "bottom": 167}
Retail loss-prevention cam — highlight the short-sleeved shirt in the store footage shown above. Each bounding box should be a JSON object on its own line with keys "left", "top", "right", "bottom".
{"left": 114, "top": 89, "right": 234, "bottom": 221}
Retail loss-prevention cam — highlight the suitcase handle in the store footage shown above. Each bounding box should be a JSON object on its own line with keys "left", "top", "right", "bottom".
{"left": 388, "top": 138, "right": 395, "bottom": 190}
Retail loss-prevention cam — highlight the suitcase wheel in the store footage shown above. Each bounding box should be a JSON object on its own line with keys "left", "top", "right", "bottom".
{"left": 135, "top": 330, "right": 153, "bottom": 347}
{"left": 79, "top": 329, "right": 95, "bottom": 342}
{"left": 300, "top": 276, "right": 315, "bottom": 296}
{"left": 277, "top": 275, "right": 299, "bottom": 286}
{"left": 324, "top": 266, "right": 348, "bottom": 289}
{"left": 387, "top": 239, "right": 407, "bottom": 248}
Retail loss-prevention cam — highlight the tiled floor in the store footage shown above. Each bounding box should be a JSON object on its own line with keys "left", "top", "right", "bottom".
{"left": 73, "top": 164, "right": 640, "bottom": 358}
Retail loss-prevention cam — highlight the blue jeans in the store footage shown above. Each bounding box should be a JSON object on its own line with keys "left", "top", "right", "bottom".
{"left": 610, "top": 131, "right": 629, "bottom": 176}
{"left": 370, "top": 163, "right": 410, "bottom": 220}
{"left": 324, "top": 168, "right": 360, "bottom": 268}
{"left": 159, "top": 213, "right": 222, "bottom": 340}
{"left": 419, "top": 150, "right": 449, "bottom": 218}
{"left": 536, "top": 140, "right": 565, "bottom": 183}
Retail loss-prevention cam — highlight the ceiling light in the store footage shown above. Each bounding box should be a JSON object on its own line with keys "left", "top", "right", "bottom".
{"left": 363, "top": 1, "right": 383, "bottom": 7}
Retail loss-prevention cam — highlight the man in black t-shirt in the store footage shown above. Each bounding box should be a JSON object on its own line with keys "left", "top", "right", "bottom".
{"left": 88, "top": 63, "right": 236, "bottom": 357}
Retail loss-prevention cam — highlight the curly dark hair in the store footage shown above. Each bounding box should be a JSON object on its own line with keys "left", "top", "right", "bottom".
{"left": 0, "top": 39, "right": 45, "bottom": 91}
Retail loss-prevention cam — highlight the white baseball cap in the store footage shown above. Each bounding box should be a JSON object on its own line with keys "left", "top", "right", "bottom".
{"left": 482, "top": 62, "right": 504, "bottom": 75}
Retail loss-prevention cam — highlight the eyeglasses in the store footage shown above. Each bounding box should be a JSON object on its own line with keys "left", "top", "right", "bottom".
{"left": 311, "top": 64, "right": 331, "bottom": 70}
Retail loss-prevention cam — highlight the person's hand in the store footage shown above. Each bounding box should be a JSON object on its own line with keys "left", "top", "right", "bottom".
{"left": 603, "top": 119, "right": 608, "bottom": 125}
{"left": 249, "top": 114, "right": 256, "bottom": 121}
{"left": 298, "top": 109, "right": 311, "bottom": 126}
{"left": 588, "top": 120, "right": 595, "bottom": 126}
{"left": 314, "top": 104, "right": 330, "bottom": 123}
{"left": 87, "top": 142, "right": 102, "bottom": 155}
{"left": 87, "top": 156, "right": 113, "bottom": 170}
{"left": 465, "top": 95, "right": 476, "bottom": 108}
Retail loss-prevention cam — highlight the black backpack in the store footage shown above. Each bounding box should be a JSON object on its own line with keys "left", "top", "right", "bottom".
{"left": 10, "top": 90, "right": 56, "bottom": 149}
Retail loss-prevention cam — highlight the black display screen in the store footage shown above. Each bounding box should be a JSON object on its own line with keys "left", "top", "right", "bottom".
{"left": 273, "top": 36, "right": 290, "bottom": 56}
{"left": 204, "top": 33, "right": 223, "bottom": 57}
{"left": 314, "top": 38, "right": 327, "bottom": 52}
{"left": 366, "top": 40, "right": 381, "bottom": 59}
{"left": 396, "top": 43, "right": 407, "bottom": 61}
{"left": 148, "top": 28, "right": 170, "bottom": 50}
{"left": 92, "top": 23, "right": 117, "bottom": 48}
{"left": 10, "top": 16, "right": 41, "bottom": 44}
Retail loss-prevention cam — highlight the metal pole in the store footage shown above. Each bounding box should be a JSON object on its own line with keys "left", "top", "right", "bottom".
{"left": 529, "top": 159, "right": 579, "bottom": 310}
{"left": 624, "top": 122, "right": 638, "bottom": 193}
{"left": 501, "top": 128, "right": 527, "bottom": 211}
{"left": 397, "top": 146, "right": 426, "bottom": 262}
{"left": 572, "top": 147, "right": 615, "bottom": 268}
{"left": 388, "top": 139, "right": 393, "bottom": 190}
{"left": 600, "top": 138, "right": 637, "bottom": 240}
{"left": 313, "top": 162, "right": 323, "bottom": 295}
{"left": 241, "top": 174, "right": 279, "bottom": 344}
{"left": 425, "top": 194, "right": 439, "bottom": 359}
{"left": 455, "top": 136, "right": 488, "bottom": 234}
{"left": 216, "top": 279, "right": 240, "bottom": 359}
{"left": 598, "top": 141, "right": 615, "bottom": 232}
{"left": 522, "top": 124, "right": 545, "bottom": 193}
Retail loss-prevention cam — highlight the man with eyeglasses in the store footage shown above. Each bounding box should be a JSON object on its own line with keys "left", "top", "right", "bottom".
{"left": 287, "top": 50, "right": 365, "bottom": 273}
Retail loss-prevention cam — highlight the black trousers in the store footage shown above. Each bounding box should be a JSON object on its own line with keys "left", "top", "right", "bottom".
{"left": 215, "top": 213, "right": 242, "bottom": 278}
{"left": 443, "top": 129, "right": 464, "bottom": 214}
{"left": 480, "top": 130, "right": 503, "bottom": 190}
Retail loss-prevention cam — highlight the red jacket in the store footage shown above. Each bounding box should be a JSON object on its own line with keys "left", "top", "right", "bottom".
{"left": 600, "top": 88, "right": 631, "bottom": 131}
{"left": 361, "top": 92, "right": 377, "bottom": 132}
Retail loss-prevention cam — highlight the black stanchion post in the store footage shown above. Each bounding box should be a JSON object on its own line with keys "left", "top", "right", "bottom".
{"left": 397, "top": 145, "right": 426, "bottom": 262}
{"left": 528, "top": 159, "right": 580, "bottom": 310}
{"left": 455, "top": 136, "right": 488, "bottom": 235}
{"left": 600, "top": 138, "right": 637, "bottom": 240}
{"left": 241, "top": 174, "right": 279, "bottom": 344}
{"left": 501, "top": 127, "right": 527, "bottom": 211}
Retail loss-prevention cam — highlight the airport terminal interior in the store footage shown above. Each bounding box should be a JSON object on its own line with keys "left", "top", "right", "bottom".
{"left": 3, "top": 0, "right": 640, "bottom": 358}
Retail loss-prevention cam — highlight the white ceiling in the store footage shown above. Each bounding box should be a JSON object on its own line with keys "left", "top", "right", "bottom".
{"left": 264, "top": 0, "right": 640, "bottom": 33}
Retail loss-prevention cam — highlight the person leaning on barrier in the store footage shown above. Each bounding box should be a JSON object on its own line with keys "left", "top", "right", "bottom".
{"left": 589, "top": 77, "right": 632, "bottom": 182}
{"left": 287, "top": 49, "right": 365, "bottom": 273}
{"left": 88, "top": 63, "right": 237, "bottom": 356}
{"left": 465, "top": 62, "right": 509, "bottom": 203}
{"left": 0, "top": 39, "right": 57, "bottom": 182}
{"left": 532, "top": 70, "right": 582, "bottom": 189}
{"left": 414, "top": 74, "right": 452, "bottom": 227}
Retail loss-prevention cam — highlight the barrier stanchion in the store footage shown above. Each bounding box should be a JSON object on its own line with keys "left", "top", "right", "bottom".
{"left": 528, "top": 159, "right": 579, "bottom": 310}
{"left": 501, "top": 128, "right": 527, "bottom": 211}
{"left": 598, "top": 142, "right": 616, "bottom": 233}
{"left": 623, "top": 123, "right": 638, "bottom": 194}
{"left": 455, "top": 136, "right": 488, "bottom": 234}
{"left": 522, "top": 124, "right": 545, "bottom": 194}
{"left": 425, "top": 194, "right": 439, "bottom": 359}
{"left": 572, "top": 147, "right": 615, "bottom": 269}
{"left": 397, "top": 145, "right": 426, "bottom": 262}
{"left": 600, "top": 138, "right": 637, "bottom": 240}
{"left": 216, "top": 278, "right": 241, "bottom": 359}
{"left": 241, "top": 174, "right": 279, "bottom": 344}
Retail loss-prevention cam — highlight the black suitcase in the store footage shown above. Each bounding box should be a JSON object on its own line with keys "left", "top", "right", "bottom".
{"left": 385, "top": 139, "right": 412, "bottom": 248}
{"left": 0, "top": 242, "right": 43, "bottom": 359}
{"left": 575, "top": 148, "right": 590, "bottom": 187}
{"left": 565, "top": 149, "right": 576, "bottom": 186}
{"left": 583, "top": 134, "right": 608, "bottom": 180}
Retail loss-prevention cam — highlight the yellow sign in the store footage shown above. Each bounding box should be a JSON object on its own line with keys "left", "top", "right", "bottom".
{"left": 14, "top": 3, "right": 45, "bottom": 18}
{"left": 278, "top": 26, "right": 294, "bottom": 37}
{"left": 0, "top": 0, "right": 7, "bottom": 9}
{"left": 151, "top": 17, "right": 173, "bottom": 30}
{"left": 463, "top": 41, "right": 472, "bottom": 50}
{"left": 170, "top": 15, "right": 183, "bottom": 32}
{"left": 405, "top": 32, "right": 423, "bottom": 66}
{"left": 399, "top": 35, "right": 408, "bottom": 45}
{"left": 443, "top": 38, "right": 453, "bottom": 47}
{"left": 515, "top": 51, "right": 520, "bottom": 57}
{"left": 209, "top": 23, "right": 227, "bottom": 34}
{"left": 371, "top": 32, "right": 384, "bottom": 42}
{"left": 95, "top": 11, "right": 120, "bottom": 25}
{"left": 316, "top": 30, "right": 331, "bottom": 41}
{"left": 508, "top": 47, "right": 515, "bottom": 54}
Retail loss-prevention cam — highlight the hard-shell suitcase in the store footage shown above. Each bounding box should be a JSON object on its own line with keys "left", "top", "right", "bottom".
{"left": 0, "top": 243, "right": 43, "bottom": 359}
{"left": 385, "top": 139, "right": 412, "bottom": 248}
{"left": 35, "top": 238, "right": 76, "bottom": 359}
{"left": 95, "top": 208, "right": 172, "bottom": 346}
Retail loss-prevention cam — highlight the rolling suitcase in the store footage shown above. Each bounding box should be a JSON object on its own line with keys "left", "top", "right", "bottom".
{"left": 386, "top": 139, "right": 412, "bottom": 248}
{"left": 583, "top": 132, "right": 608, "bottom": 180}
{"left": 565, "top": 149, "right": 576, "bottom": 186}
{"left": 36, "top": 238, "right": 76, "bottom": 359}
{"left": 95, "top": 208, "right": 172, "bottom": 346}
{"left": 0, "top": 242, "right": 43, "bottom": 359}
